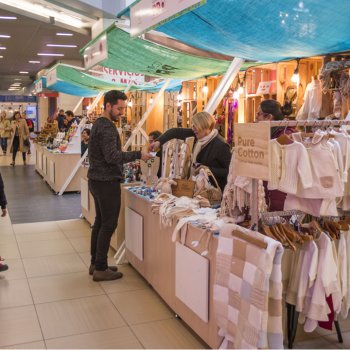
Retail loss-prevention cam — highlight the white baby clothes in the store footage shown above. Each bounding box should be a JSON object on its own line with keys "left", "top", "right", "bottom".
{"left": 301, "top": 232, "right": 341, "bottom": 332}
{"left": 292, "top": 132, "right": 343, "bottom": 199}
{"left": 295, "top": 241, "right": 319, "bottom": 313}
{"left": 268, "top": 139, "right": 313, "bottom": 194}
{"left": 296, "top": 79, "right": 322, "bottom": 120}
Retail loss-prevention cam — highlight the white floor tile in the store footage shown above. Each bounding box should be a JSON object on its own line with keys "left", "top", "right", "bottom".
{"left": 36, "top": 295, "right": 126, "bottom": 339}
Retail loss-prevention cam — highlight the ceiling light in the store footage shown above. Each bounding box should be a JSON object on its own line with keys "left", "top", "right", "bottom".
{"left": 14, "top": 78, "right": 21, "bottom": 80}
{"left": 37, "top": 53, "right": 64, "bottom": 56}
{"left": 291, "top": 58, "right": 300, "bottom": 84}
{"left": 0, "top": 34, "right": 10, "bottom": 38}
{"left": 29, "top": 60, "right": 40, "bottom": 63}
{"left": 46, "top": 44, "right": 77, "bottom": 48}
{"left": 0, "top": 16, "right": 17, "bottom": 20}
{"left": 11, "top": 84, "right": 21, "bottom": 86}
{"left": 202, "top": 83, "right": 208, "bottom": 94}
{"left": 56, "top": 32, "right": 73, "bottom": 36}
{"left": 0, "top": 56, "right": 3, "bottom": 58}
{"left": 0, "top": 47, "right": 6, "bottom": 50}
{"left": 0, "top": 0, "right": 87, "bottom": 28}
{"left": 19, "top": 71, "right": 28, "bottom": 74}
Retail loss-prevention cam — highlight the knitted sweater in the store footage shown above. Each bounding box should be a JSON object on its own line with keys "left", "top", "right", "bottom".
{"left": 268, "top": 139, "right": 313, "bottom": 194}
{"left": 88, "top": 117, "right": 141, "bottom": 182}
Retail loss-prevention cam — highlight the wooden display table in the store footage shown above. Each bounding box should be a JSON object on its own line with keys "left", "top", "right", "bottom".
{"left": 124, "top": 189, "right": 221, "bottom": 349}
{"left": 80, "top": 166, "right": 139, "bottom": 251}
{"left": 34, "top": 143, "right": 81, "bottom": 193}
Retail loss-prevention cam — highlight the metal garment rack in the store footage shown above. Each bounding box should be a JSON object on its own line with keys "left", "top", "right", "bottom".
{"left": 259, "top": 119, "right": 350, "bottom": 348}
{"left": 269, "top": 119, "right": 350, "bottom": 127}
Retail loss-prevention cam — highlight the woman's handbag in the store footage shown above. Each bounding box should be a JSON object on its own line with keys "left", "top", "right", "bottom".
{"left": 193, "top": 166, "right": 222, "bottom": 205}
{"left": 23, "top": 139, "right": 30, "bottom": 147}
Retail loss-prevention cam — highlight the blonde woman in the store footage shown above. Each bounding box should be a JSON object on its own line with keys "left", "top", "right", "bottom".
{"left": 150, "top": 111, "right": 231, "bottom": 191}
{"left": 8, "top": 111, "right": 30, "bottom": 166}
{"left": 0, "top": 111, "right": 12, "bottom": 156}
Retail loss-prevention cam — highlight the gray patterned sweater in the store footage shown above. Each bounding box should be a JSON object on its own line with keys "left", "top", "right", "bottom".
{"left": 87, "top": 117, "right": 141, "bottom": 182}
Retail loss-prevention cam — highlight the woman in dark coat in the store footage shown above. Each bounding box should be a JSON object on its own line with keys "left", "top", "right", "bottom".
{"left": 0, "top": 172, "right": 9, "bottom": 272}
{"left": 150, "top": 111, "right": 232, "bottom": 192}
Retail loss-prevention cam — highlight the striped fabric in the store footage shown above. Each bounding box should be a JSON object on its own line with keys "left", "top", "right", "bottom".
{"left": 214, "top": 223, "right": 284, "bottom": 349}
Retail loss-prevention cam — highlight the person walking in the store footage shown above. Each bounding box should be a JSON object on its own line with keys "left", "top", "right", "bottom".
{"left": 0, "top": 111, "right": 12, "bottom": 156}
{"left": 23, "top": 111, "right": 34, "bottom": 155}
{"left": 0, "top": 171, "right": 9, "bottom": 272}
{"left": 9, "top": 111, "right": 30, "bottom": 166}
{"left": 88, "top": 90, "right": 151, "bottom": 281}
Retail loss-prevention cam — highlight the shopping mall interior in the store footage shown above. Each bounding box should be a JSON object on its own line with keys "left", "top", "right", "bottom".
{"left": 1, "top": 0, "right": 350, "bottom": 349}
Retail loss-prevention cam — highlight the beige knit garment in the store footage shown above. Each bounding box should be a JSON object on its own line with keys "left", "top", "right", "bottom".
{"left": 214, "top": 223, "right": 284, "bottom": 349}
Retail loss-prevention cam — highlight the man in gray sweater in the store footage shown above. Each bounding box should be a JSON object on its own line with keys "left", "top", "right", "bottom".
{"left": 88, "top": 90, "right": 150, "bottom": 281}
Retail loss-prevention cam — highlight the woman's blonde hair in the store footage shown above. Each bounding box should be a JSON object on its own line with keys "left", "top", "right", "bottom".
{"left": 192, "top": 111, "right": 216, "bottom": 131}
{"left": 0, "top": 111, "right": 6, "bottom": 120}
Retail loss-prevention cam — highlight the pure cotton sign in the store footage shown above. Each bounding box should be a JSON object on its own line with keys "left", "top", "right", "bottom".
{"left": 234, "top": 122, "right": 271, "bottom": 181}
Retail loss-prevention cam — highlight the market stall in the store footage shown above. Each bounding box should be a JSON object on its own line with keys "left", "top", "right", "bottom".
{"left": 75, "top": 1, "right": 350, "bottom": 347}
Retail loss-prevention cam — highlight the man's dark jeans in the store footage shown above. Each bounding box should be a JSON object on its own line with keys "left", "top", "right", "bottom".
{"left": 88, "top": 179, "right": 121, "bottom": 271}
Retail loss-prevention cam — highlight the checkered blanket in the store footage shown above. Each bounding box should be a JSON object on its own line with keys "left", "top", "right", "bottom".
{"left": 214, "top": 223, "right": 284, "bottom": 349}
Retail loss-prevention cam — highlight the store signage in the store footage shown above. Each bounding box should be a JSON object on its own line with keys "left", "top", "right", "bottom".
{"left": 83, "top": 34, "right": 108, "bottom": 69}
{"left": 46, "top": 69, "right": 57, "bottom": 87}
{"left": 35, "top": 79, "right": 43, "bottom": 93}
{"left": 234, "top": 122, "right": 270, "bottom": 181}
{"left": 37, "top": 92, "right": 59, "bottom": 98}
{"left": 96, "top": 67, "right": 145, "bottom": 85}
{"left": 130, "top": 0, "right": 206, "bottom": 37}
{"left": 256, "top": 81, "right": 272, "bottom": 95}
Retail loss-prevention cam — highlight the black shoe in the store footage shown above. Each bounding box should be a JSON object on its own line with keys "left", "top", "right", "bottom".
{"left": 93, "top": 269, "right": 123, "bottom": 281}
{"left": 89, "top": 264, "right": 118, "bottom": 275}
{"left": 0, "top": 263, "right": 8, "bottom": 272}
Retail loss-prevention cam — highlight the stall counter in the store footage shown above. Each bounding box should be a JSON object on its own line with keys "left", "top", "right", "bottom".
{"left": 124, "top": 189, "right": 221, "bottom": 349}
{"left": 34, "top": 143, "right": 81, "bottom": 193}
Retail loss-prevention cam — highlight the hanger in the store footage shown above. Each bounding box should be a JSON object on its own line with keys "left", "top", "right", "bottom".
{"left": 270, "top": 224, "right": 296, "bottom": 250}
{"left": 232, "top": 229, "right": 267, "bottom": 249}
{"left": 277, "top": 222, "right": 304, "bottom": 245}
{"left": 276, "top": 123, "right": 294, "bottom": 145}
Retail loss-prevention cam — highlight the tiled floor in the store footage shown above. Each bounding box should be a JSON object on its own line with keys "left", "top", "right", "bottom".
{"left": 1, "top": 217, "right": 350, "bottom": 349}
{"left": 0, "top": 216, "right": 207, "bottom": 349}
{"left": 1, "top": 156, "right": 350, "bottom": 349}
{"left": 0, "top": 147, "right": 81, "bottom": 224}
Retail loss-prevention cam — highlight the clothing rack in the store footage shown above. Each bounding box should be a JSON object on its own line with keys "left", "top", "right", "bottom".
{"left": 257, "top": 120, "right": 350, "bottom": 347}
{"left": 269, "top": 119, "right": 350, "bottom": 127}
{"left": 261, "top": 208, "right": 345, "bottom": 348}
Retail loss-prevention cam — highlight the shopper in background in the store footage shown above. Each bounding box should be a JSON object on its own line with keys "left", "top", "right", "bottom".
{"left": 256, "top": 99, "right": 294, "bottom": 211}
{"left": 81, "top": 128, "right": 90, "bottom": 157}
{"left": 57, "top": 109, "right": 66, "bottom": 131}
{"left": 0, "top": 171, "right": 9, "bottom": 272}
{"left": 0, "top": 111, "right": 12, "bottom": 156}
{"left": 88, "top": 90, "right": 151, "bottom": 281}
{"left": 9, "top": 111, "right": 30, "bottom": 166}
{"left": 148, "top": 130, "right": 162, "bottom": 178}
{"left": 150, "top": 111, "right": 231, "bottom": 191}
{"left": 23, "top": 111, "right": 34, "bottom": 155}
{"left": 65, "top": 110, "right": 78, "bottom": 130}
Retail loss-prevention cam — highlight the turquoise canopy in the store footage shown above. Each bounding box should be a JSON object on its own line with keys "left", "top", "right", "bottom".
{"left": 150, "top": 0, "right": 350, "bottom": 61}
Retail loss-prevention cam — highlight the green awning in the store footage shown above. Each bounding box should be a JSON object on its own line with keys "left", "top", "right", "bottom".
{"left": 81, "top": 25, "right": 246, "bottom": 79}
{"left": 47, "top": 64, "right": 136, "bottom": 91}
